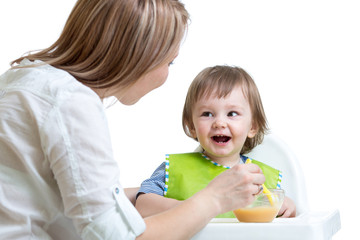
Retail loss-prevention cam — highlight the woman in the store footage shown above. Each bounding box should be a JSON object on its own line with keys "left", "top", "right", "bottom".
{"left": 0, "top": 0, "right": 265, "bottom": 239}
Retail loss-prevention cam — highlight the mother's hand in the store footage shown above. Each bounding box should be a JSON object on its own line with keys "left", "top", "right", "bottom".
{"left": 205, "top": 163, "right": 265, "bottom": 215}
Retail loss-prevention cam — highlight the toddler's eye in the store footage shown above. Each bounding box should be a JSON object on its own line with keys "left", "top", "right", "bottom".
{"left": 228, "top": 111, "right": 238, "bottom": 117}
{"left": 168, "top": 61, "right": 174, "bottom": 66}
{"left": 201, "top": 112, "right": 213, "bottom": 117}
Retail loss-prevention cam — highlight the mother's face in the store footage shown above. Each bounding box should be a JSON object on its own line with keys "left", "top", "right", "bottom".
{"left": 117, "top": 54, "right": 178, "bottom": 105}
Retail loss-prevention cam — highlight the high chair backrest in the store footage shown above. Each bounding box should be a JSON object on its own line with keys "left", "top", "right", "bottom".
{"left": 246, "top": 133, "right": 309, "bottom": 214}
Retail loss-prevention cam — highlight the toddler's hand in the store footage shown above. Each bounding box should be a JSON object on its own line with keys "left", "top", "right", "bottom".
{"left": 277, "top": 196, "right": 296, "bottom": 218}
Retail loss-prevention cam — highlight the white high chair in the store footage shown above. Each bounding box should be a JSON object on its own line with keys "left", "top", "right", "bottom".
{"left": 192, "top": 133, "right": 341, "bottom": 240}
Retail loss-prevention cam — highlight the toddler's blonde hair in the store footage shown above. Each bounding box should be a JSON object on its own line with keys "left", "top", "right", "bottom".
{"left": 182, "top": 65, "right": 268, "bottom": 154}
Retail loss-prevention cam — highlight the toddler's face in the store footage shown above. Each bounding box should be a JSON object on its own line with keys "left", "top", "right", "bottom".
{"left": 190, "top": 85, "right": 257, "bottom": 166}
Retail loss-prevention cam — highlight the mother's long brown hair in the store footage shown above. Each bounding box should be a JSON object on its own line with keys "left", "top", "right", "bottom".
{"left": 12, "top": 0, "right": 189, "bottom": 90}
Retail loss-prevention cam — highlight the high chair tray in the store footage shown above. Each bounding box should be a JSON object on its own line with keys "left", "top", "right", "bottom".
{"left": 192, "top": 210, "right": 341, "bottom": 240}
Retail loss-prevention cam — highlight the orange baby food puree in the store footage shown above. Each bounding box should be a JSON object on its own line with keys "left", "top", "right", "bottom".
{"left": 233, "top": 206, "right": 279, "bottom": 223}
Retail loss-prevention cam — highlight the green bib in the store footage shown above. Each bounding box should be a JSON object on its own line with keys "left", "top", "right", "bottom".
{"left": 164, "top": 152, "right": 282, "bottom": 218}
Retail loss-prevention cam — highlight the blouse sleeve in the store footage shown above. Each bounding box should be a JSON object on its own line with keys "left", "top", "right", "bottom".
{"left": 40, "top": 86, "right": 145, "bottom": 239}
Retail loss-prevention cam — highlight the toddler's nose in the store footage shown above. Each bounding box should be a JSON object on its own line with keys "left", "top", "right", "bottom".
{"left": 212, "top": 118, "right": 227, "bottom": 129}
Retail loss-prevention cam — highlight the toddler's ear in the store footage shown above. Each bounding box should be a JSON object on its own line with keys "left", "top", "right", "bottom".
{"left": 247, "top": 124, "right": 258, "bottom": 138}
{"left": 190, "top": 128, "right": 197, "bottom": 139}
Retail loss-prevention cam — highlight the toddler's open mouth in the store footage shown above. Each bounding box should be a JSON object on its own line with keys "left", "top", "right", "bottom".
{"left": 211, "top": 135, "right": 231, "bottom": 143}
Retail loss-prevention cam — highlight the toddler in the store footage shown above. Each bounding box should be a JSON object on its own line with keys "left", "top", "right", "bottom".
{"left": 136, "top": 65, "right": 296, "bottom": 218}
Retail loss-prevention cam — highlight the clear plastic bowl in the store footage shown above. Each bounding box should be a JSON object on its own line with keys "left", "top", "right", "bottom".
{"left": 233, "top": 189, "right": 285, "bottom": 223}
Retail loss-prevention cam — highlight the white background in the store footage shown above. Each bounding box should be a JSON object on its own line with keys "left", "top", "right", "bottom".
{"left": 1, "top": 1, "right": 358, "bottom": 239}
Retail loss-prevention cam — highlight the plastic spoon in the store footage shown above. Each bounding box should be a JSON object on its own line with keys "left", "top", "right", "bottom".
{"left": 245, "top": 158, "right": 275, "bottom": 206}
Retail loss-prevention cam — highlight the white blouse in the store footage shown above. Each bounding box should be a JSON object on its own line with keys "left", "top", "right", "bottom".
{"left": 0, "top": 59, "right": 145, "bottom": 239}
